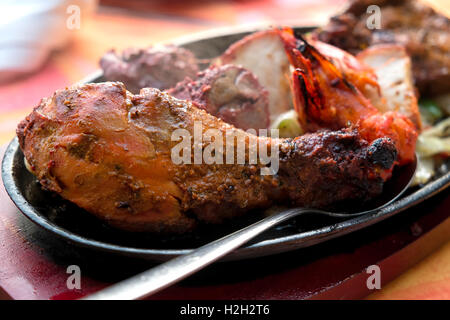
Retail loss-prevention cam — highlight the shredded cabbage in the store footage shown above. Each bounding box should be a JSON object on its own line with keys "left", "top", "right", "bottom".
{"left": 412, "top": 117, "right": 450, "bottom": 186}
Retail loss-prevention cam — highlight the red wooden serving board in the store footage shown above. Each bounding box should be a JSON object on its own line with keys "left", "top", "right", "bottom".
{"left": 0, "top": 146, "right": 449, "bottom": 300}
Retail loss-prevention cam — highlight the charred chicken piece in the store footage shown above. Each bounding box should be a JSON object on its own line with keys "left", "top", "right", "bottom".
{"left": 315, "top": 0, "right": 450, "bottom": 96}
{"left": 278, "top": 28, "right": 419, "bottom": 165}
{"left": 17, "top": 82, "right": 397, "bottom": 233}
{"left": 357, "top": 44, "right": 421, "bottom": 131}
{"left": 217, "top": 30, "right": 293, "bottom": 122}
{"left": 100, "top": 45, "right": 199, "bottom": 93}
{"left": 167, "top": 64, "right": 270, "bottom": 131}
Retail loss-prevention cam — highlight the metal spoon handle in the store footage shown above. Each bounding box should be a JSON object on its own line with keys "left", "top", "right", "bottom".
{"left": 83, "top": 207, "right": 313, "bottom": 300}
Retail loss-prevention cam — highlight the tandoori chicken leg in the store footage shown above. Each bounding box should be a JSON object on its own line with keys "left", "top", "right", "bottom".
{"left": 17, "top": 82, "right": 397, "bottom": 233}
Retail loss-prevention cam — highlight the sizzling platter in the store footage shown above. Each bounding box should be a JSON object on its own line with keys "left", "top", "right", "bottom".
{"left": 3, "top": 25, "right": 450, "bottom": 261}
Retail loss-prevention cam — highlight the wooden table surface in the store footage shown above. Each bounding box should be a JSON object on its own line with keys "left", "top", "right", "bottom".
{"left": 0, "top": 0, "right": 449, "bottom": 300}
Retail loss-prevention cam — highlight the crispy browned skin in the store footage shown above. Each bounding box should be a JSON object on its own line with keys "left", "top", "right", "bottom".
{"left": 17, "top": 82, "right": 397, "bottom": 233}
{"left": 315, "top": 0, "right": 450, "bottom": 96}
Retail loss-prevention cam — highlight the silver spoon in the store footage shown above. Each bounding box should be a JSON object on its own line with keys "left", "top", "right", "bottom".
{"left": 83, "top": 157, "right": 417, "bottom": 300}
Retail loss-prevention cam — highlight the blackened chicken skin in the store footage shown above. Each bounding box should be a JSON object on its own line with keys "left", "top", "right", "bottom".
{"left": 17, "top": 82, "right": 396, "bottom": 233}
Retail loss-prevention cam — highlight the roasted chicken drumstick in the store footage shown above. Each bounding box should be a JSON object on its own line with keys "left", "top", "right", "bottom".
{"left": 17, "top": 82, "right": 397, "bottom": 233}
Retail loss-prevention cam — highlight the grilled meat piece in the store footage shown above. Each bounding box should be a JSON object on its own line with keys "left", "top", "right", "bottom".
{"left": 278, "top": 28, "right": 419, "bottom": 165}
{"left": 217, "top": 30, "right": 294, "bottom": 122}
{"left": 100, "top": 45, "right": 199, "bottom": 93}
{"left": 167, "top": 64, "right": 270, "bottom": 131}
{"left": 315, "top": 0, "right": 450, "bottom": 96}
{"left": 17, "top": 82, "right": 397, "bottom": 233}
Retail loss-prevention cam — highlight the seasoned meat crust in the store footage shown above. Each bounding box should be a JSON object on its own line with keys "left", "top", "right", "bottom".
{"left": 167, "top": 64, "right": 270, "bottom": 131}
{"left": 100, "top": 45, "right": 199, "bottom": 93}
{"left": 315, "top": 0, "right": 450, "bottom": 96}
{"left": 17, "top": 82, "right": 396, "bottom": 233}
